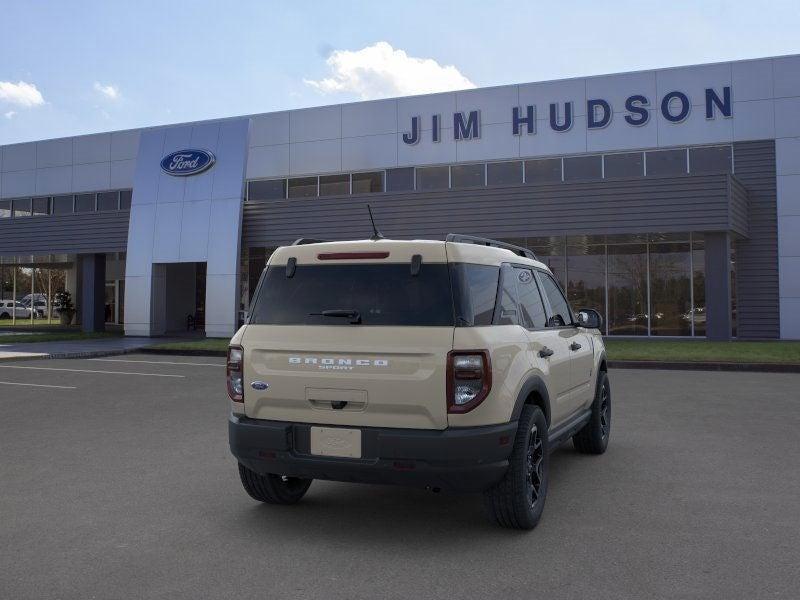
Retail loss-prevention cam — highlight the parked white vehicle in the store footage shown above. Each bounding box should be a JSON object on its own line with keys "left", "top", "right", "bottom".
{"left": 0, "top": 300, "right": 32, "bottom": 320}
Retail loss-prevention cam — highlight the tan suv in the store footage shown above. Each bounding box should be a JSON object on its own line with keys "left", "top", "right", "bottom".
{"left": 228, "top": 234, "right": 610, "bottom": 529}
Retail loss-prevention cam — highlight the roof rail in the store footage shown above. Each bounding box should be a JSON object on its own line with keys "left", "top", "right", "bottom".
{"left": 291, "top": 238, "right": 329, "bottom": 246}
{"left": 445, "top": 234, "right": 538, "bottom": 261}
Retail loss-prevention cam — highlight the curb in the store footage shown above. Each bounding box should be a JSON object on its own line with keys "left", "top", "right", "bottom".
{"left": 0, "top": 347, "right": 143, "bottom": 363}
{"left": 139, "top": 348, "right": 227, "bottom": 357}
{"left": 608, "top": 360, "right": 800, "bottom": 373}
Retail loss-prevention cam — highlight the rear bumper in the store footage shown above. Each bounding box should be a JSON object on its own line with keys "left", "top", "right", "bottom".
{"left": 229, "top": 414, "right": 517, "bottom": 493}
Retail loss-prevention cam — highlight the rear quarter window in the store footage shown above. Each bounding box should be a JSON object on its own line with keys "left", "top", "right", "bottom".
{"left": 450, "top": 263, "right": 500, "bottom": 326}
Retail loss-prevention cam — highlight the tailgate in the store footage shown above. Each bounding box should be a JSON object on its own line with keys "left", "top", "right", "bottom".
{"left": 242, "top": 325, "right": 453, "bottom": 429}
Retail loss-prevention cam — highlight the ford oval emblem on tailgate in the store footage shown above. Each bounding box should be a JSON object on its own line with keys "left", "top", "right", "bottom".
{"left": 251, "top": 381, "right": 269, "bottom": 390}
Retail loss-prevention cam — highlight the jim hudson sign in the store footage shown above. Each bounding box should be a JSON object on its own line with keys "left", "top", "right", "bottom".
{"left": 401, "top": 86, "right": 732, "bottom": 145}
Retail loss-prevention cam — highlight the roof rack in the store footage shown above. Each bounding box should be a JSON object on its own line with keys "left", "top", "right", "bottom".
{"left": 291, "top": 238, "right": 329, "bottom": 246}
{"left": 445, "top": 234, "right": 538, "bottom": 261}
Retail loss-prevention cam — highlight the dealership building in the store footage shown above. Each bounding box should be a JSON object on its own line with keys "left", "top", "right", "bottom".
{"left": 1, "top": 54, "right": 799, "bottom": 340}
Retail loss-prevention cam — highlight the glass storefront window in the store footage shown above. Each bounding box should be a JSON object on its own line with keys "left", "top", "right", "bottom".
{"left": 607, "top": 243, "right": 648, "bottom": 335}
{"left": 119, "top": 190, "right": 132, "bottom": 210}
{"left": 527, "top": 236, "right": 566, "bottom": 289}
{"left": 690, "top": 146, "right": 732, "bottom": 174}
{"left": 649, "top": 242, "right": 691, "bottom": 336}
{"left": 730, "top": 245, "right": 737, "bottom": 338}
{"left": 566, "top": 242, "right": 606, "bottom": 331}
{"left": 319, "top": 174, "right": 350, "bottom": 196}
{"left": 451, "top": 163, "right": 485, "bottom": 188}
{"left": 74, "top": 194, "right": 96, "bottom": 212}
{"left": 416, "top": 166, "right": 449, "bottom": 191}
{"left": 386, "top": 167, "right": 414, "bottom": 192}
{"left": 0, "top": 200, "right": 11, "bottom": 218}
{"left": 249, "top": 179, "right": 286, "bottom": 201}
{"left": 98, "top": 192, "right": 119, "bottom": 211}
{"left": 524, "top": 158, "right": 562, "bottom": 184}
{"left": 563, "top": 155, "right": 602, "bottom": 181}
{"left": 692, "top": 236, "right": 706, "bottom": 337}
{"left": 646, "top": 149, "right": 687, "bottom": 176}
{"left": 13, "top": 198, "right": 32, "bottom": 217}
{"left": 352, "top": 172, "right": 384, "bottom": 194}
{"left": 53, "top": 196, "right": 74, "bottom": 215}
{"left": 604, "top": 152, "right": 644, "bottom": 178}
{"left": 288, "top": 177, "right": 317, "bottom": 198}
{"left": 32, "top": 197, "right": 50, "bottom": 216}
{"left": 487, "top": 161, "right": 523, "bottom": 186}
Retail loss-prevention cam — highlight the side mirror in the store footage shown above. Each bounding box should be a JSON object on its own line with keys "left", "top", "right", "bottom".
{"left": 576, "top": 309, "right": 603, "bottom": 330}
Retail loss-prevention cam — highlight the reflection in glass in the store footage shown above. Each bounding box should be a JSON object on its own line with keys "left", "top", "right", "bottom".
{"left": 451, "top": 163, "right": 485, "bottom": 188}
{"left": 352, "top": 172, "right": 384, "bottom": 194}
{"left": 692, "top": 237, "right": 706, "bottom": 336}
{"left": 607, "top": 244, "right": 647, "bottom": 335}
{"left": 487, "top": 161, "right": 523, "bottom": 186}
{"left": 416, "top": 166, "right": 449, "bottom": 191}
{"left": 319, "top": 174, "right": 350, "bottom": 196}
{"left": 527, "top": 236, "right": 566, "bottom": 289}
{"left": 649, "top": 242, "right": 691, "bottom": 336}
{"left": 730, "top": 245, "right": 737, "bottom": 338}
{"left": 567, "top": 243, "right": 606, "bottom": 332}
{"left": 288, "top": 177, "right": 317, "bottom": 198}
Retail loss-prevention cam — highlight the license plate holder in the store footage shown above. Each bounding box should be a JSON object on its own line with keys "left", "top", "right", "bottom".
{"left": 310, "top": 426, "right": 362, "bottom": 459}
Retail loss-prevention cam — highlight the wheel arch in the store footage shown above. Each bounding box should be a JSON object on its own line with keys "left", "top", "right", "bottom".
{"left": 511, "top": 375, "right": 552, "bottom": 427}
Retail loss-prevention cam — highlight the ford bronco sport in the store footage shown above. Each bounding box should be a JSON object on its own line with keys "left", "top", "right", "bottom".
{"left": 228, "top": 234, "right": 610, "bottom": 530}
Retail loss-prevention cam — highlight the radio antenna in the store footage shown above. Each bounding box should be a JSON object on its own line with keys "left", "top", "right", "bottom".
{"left": 367, "top": 204, "right": 385, "bottom": 240}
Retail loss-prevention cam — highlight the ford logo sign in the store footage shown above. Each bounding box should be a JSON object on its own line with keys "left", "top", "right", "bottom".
{"left": 160, "top": 149, "right": 215, "bottom": 176}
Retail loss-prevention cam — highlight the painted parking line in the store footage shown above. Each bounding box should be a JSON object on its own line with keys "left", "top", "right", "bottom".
{"left": 0, "top": 365, "right": 185, "bottom": 378}
{"left": 0, "top": 381, "right": 77, "bottom": 389}
{"left": 89, "top": 358, "right": 223, "bottom": 367}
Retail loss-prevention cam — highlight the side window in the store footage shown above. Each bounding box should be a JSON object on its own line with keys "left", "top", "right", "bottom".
{"left": 539, "top": 271, "right": 573, "bottom": 327}
{"left": 514, "top": 267, "right": 547, "bottom": 329}
{"left": 494, "top": 264, "right": 519, "bottom": 325}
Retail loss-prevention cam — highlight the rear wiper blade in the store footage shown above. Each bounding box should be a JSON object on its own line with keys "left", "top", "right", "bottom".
{"left": 309, "top": 309, "right": 362, "bottom": 324}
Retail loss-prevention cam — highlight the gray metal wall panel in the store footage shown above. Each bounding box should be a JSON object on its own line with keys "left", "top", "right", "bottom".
{"left": 0, "top": 211, "right": 130, "bottom": 256}
{"left": 729, "top": 177, "right": 750, "bottom": 237}
{"left": 243, "top": 174, "right": 742, "bottom": 248}
{"left": 732, "top": 140, "right": 779, "bottom": 339}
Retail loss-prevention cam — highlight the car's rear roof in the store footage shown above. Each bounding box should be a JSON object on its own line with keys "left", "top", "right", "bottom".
{"left": 268, "top": 238, "right": 549, "bottom": 271}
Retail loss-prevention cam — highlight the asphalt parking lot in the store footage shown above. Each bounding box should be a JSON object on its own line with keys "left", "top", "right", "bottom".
{"left": 1, "top": 355, "right": 799, "bottom": 599}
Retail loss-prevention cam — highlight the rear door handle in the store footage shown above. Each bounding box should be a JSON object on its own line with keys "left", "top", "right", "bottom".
{"left": 539, "top": 347, "right": 554, "bottom": 358}
{"left": 570, "top": 342, "right": 582, "bottom": 351}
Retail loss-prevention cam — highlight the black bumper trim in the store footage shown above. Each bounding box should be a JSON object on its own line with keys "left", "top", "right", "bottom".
{"left": 229, "top": 415, "right": 517, "bottom": 493}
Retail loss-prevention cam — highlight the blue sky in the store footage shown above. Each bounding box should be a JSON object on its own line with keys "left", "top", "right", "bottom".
{"left": 1, "top": 0, "right": 799, "bottom": 144}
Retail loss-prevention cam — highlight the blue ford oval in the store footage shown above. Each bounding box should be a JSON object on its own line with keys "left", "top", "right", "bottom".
{"left": 160, "top": 149, "right": 216, "bottom": 176}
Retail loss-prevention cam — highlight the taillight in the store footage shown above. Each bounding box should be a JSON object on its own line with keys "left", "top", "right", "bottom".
{"left": 446, "top": 350, "right": 491, "bottom": 413}
{"left": 227, "top": 345, "right": 244, "bottom": 402}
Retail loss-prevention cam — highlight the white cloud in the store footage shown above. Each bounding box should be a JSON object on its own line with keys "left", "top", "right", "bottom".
{"left": 0, "top": 81, "right": 44, "bottom": 107}
{"left": 93, "top": 82, "right": 121, "bottom": 100}
{"left": 304, "top": 41, "right": 475, "bottom": 100}
{"left": 4, "top": 110, "right": 17, "bottom": 119}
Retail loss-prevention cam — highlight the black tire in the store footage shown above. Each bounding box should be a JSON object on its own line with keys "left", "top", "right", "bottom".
{"left": 237, "top": 463, "right": 312, "bottom": 505}
{"left": 572, "top": 371, "right": 611, "bottom": 455}
{"left": 483, "top": 405, "right": 549, "bottom": 530}
{"left": 0, "top": 312, "right": 10, "bottom": 320}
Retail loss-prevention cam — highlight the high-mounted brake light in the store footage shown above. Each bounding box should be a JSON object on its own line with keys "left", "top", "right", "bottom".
{"left": 227, "top": 345, "right": 244, "bottom": 402}
{"left": 317, "top": 252, "right": 390, "bottom": 260}
{"left": 446, "top": 350, "right": 492, "bottom": 414}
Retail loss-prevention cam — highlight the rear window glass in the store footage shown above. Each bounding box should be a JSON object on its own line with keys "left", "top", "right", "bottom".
{"left": 249, "top": 263, "right": 454, "bottom": 326}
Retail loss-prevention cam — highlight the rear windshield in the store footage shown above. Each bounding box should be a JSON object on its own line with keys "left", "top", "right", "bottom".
{"left": 249, "top": 263, "right": 455, "bottom": 326}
